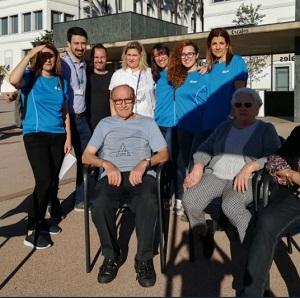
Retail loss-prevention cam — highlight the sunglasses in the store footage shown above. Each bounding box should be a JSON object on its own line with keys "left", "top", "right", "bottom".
{"left": 39, "top": 52, "right": 55, "bottom": 60}
{"left": 234, "top": 102, "right": 253, "bottom": 108}
{"left": 112, "top": 98, "right": 134, "bottom": 105}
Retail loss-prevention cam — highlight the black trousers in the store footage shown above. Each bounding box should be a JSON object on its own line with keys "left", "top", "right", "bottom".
{"left": 242, "top": 187, "right": 300, "bottom": 297}
{"left": 91, "top": 172, "right": 158, "bottom": 261}
{"left": 23, "top": 132, "right": 66, "bottom": 229}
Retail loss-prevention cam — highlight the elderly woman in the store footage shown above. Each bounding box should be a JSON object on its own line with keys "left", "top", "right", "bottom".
{"left": 182, "top": 87, "right": 281, "bottom": 251}
{"left": 109, "top": 41, "right": 155, "bottom": 118}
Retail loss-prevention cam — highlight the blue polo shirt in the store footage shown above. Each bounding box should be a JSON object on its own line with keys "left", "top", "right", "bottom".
{"left": 21, "top": 70, "right": 69, "bottom": 135}
{"left": 175, "top": 70, "right": 209, "bottom": 133}
{"left": 202, "top": 55, "right": 248, "bottom": 130}
{"left": 154, "top": 69, "right": 176, "bottom": 127}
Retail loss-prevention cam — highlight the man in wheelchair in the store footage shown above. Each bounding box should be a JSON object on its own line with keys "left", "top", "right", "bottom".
{"left": 82, "top": 84, "right": 169, "bottom": 287}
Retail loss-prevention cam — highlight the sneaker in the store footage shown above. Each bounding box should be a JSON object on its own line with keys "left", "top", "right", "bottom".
{"left": 37, "top": 219, "right": 62, "bottom": 236}
{"left": 97, "top": 252, "right": 123, "bottom": 284}
{"left": 24, "top": 230, "right": 52, "bottom": 250}
{"left": 74, "top": 201, "right": 91, "bottom": 212}
{"left": 173, "top": 199, "right": 184, "bottom": 216}
{"left": 135, "top": 259, "right": 156, "bottom": 287}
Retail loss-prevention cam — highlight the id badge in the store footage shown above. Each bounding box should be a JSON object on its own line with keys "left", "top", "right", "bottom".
{"left": 74, "top": 88, "right": 84, "bottom": 96}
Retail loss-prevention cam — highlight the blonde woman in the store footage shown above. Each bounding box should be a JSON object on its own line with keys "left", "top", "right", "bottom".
{"left": 109, "top": 41, "right": 155, "bottom": 118}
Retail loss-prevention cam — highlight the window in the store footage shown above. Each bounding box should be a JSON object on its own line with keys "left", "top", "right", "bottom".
{"left": 34, "top": 10, "right": 43, "bottom": 30}
{"left": 51, "top": 11, "right": 62, "bottom": 29}
{"left": 1, "top": 17, "right": 8, "bottom": 35}
{"left": 11, "top": 15, "right": 18, "bottom": 33}
{"left": 275, "top": 67, "right": 289, "bottom": 91}
{"left": 64, "top": 13, "right": 74, "bottom": 22}
{"left": 23, "top": 12, "right": 31, "bottom": 32}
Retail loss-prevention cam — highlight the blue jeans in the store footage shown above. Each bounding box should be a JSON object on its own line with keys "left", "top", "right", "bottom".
{"left": 159, "top": 126, "right": 184, "bottom": 200}
{"left": 242, "top": 187, "right": 300, "bottom": 297}
{"left": 70, "top": 114, "right": 91, "bottom": 204}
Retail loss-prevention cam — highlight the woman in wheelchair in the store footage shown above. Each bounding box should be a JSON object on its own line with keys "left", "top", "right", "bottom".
{"left": 241, "top": 125, "right": 300, "bottom": 297}
{"left": 182, "top": 87, "right": 281, "bottom": 256}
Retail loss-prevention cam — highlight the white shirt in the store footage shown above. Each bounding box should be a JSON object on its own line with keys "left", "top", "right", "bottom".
{"left": 109, "top": 67, "right": 155, "bottom": 118}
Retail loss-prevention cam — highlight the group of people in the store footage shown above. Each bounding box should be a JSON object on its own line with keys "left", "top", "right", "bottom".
{"left": 7, "top": 25, "right": 300, "bottom": 295}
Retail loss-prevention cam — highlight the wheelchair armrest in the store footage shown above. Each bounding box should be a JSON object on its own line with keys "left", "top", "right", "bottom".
{"left": 262, "top": 173, "right": 273, "bottom": 207}
{"left": 252, "top": 168, "right": 265, "bottom": 212}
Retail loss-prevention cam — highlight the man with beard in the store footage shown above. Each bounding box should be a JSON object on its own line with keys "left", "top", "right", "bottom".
{"left": 61, "top": 27, "right": 91, "bottom": 211}
{"left": 86, "top": 44, "right": 113, "bottom": 131}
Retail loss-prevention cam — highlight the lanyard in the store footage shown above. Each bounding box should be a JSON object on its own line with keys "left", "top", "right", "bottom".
{"left": 136, "top": 71, "right": 142, "bottom": 95}
{"left": 135, "top": 71, "right": 142, "bottom": 113}
{"left": 67, "top": 53, "right": 84, "bottom": 88}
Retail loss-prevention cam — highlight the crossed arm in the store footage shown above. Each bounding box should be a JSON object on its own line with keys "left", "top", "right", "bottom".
{"left": 82, "top": 145, "right": 169, "bottom": 187}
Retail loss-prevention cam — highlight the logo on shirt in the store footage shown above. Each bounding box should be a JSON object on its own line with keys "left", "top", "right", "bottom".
{"left": 54, "top": 85, "right": 61, "bottom": 91}
{"left": 189, "top": 80, "right": 198, "bottom": 83}
{"left": 222, "top": 70, "right": 230, "bottom": 74}
{"left": 116, "top": 143, "right": 131, "bottom": 157}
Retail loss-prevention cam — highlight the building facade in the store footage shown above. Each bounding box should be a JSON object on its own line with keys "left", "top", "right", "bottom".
{"left": 0, "top": 0, "right": 296, "bottom": 93}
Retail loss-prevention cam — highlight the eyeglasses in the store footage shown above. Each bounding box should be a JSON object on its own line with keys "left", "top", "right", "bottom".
{"left": 39, "top": 52, "right": 55, "bottom": 60}
{"left": 112, "top": 98, "right": 134, "bottom": 105}
{"left": 234, "top": 102, "right": 253, "bottom": 108}
{"left": 181, "top": 52, "right": 195, "bottom": 59}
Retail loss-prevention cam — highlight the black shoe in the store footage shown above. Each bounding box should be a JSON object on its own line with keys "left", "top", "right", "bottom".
{"left": 98, "top": 253, "right": 123, "bottom": 284}
{"left": 38, "top": 219, "right": 62, "bottom": 235}
{"left": 24, "top": 230, "right": 52, "bottom": 250}
{"left": 135, "top": 259, "right": 156, "bottom": 287}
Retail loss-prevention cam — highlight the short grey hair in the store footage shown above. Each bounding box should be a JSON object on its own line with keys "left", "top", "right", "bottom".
{"left": 231, "top": 87, "right": 262, "bottom": 108}
{"left": 110, "top": 84, "right": 135, "bottom": 100}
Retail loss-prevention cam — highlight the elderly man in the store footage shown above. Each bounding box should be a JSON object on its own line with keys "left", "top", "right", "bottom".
{"left": 82, "top": 84, "right": 169, "bottom": 287}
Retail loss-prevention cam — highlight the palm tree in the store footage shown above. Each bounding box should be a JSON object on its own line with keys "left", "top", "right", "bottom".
{"left": 83, "top": 0, "right": 112, "bottom": 17}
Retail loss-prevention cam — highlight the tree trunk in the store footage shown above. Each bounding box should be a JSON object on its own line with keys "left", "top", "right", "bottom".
{"left": 174, "top": 0, "right": 178, "bottom": 23}
{"left": 156, "top": 0, "right": 162, "bottom": 19}
{"left": 193, "top": 0, "right": 197, "bottom": 33}
{"left": 199, "top": 0, "right": 204, "bottom": 32}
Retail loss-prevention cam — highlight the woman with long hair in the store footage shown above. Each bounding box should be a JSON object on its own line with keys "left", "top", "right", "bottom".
{"left": 109, "top": 41, "right": 155, "bottom": 118}
{"left": 202, "top": 28, "right": 248, "bottom": 133}
{"left": 10, "top": 43, "right": 72, "bottom": 249}
{"left": 168, "top": 40, "right": 210, "bottom": 216}
{"left": 151, "top": 43, "right": 184, "bottom": 215}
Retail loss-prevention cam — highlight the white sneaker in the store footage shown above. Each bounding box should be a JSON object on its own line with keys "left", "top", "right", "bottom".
{"left": 173, "top": 199, "right": 184, "bottom": 216}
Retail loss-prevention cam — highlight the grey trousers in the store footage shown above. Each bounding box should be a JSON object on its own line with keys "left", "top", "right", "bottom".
{"left": 182, "top": 174, "right": 253, "bottom": 242}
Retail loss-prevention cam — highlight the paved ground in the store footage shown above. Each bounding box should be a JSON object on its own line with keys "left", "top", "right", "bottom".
{"left": 0, "top": 98, "right": 300, "bottom": 297}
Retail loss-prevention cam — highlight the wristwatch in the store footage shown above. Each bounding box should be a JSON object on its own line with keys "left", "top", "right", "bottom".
{"left": 144, "top": 158, "right": 151, "bottom": 170}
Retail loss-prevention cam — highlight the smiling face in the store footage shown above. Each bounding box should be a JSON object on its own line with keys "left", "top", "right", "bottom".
{"left": 93, "top": 48, "right": 107, "bottom": 73}
{"left": 111, "top": 85, "right": 135, "bottom": 120}
{"left": 39, "top": 48, "right": 56, "bottom": 74}
{"left": 181, "top": 45, "right": 198, "bottom": 70}
{"left": 125, "top": 48, "right": 141, "bottom": 71}
{"left": 210, "top": 36, "right": 228, "bottom": 61}
{"left": 153, "top": 49, "right": 169, "bottom": 69}
{"left": 68, "top": 34, "right": 87, "bottom": 59}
